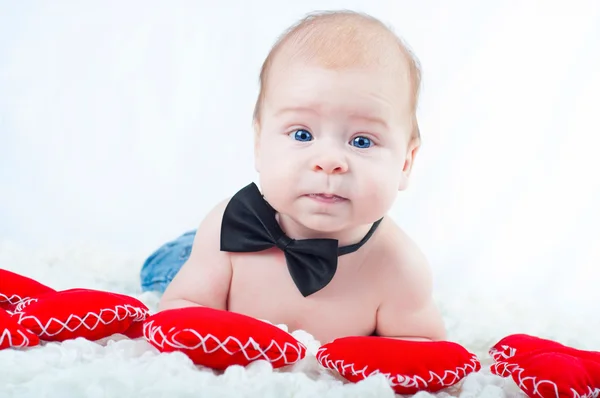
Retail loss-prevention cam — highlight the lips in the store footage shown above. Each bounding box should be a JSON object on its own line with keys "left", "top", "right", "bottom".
{"left": 306, "top": 193, "right": 347, "bottom": 203}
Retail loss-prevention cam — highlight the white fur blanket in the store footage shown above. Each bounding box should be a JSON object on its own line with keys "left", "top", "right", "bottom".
{"left": 1, "top": 240, "right": 598, "bottom": 398}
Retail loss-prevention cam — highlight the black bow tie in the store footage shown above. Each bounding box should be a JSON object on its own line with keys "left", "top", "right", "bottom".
{"left": 220, "top": 183, "right": 382, "bottom": 297}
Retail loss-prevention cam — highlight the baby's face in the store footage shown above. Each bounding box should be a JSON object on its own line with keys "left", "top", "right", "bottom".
{"left": 254, "top": 60, "right": 416, "bottom": 235}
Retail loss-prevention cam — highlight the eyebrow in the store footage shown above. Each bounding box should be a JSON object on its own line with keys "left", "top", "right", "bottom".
{"left": 274, "top": 106, "right": 389, "bottom": 128}
{"left": 274, "top": 106, "right": 318, "bottom": 117}
{"left": 347, "top": 112, "right": 389, "bottom": 128}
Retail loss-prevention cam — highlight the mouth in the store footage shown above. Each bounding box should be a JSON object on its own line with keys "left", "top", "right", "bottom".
{"left": 306, "top": 193, "right": 348, "bottom": 203}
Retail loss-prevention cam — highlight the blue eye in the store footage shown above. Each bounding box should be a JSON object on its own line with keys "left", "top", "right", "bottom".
{"left": 352, "top": 136, "right": 372, "bottom": 148}
{"left": 292, "top": 129, "right": 313, "bottom": 142}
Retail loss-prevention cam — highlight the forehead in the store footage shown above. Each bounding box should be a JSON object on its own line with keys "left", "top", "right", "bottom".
{"left": 263, "top": 60, "right": 412, "bottom": 125}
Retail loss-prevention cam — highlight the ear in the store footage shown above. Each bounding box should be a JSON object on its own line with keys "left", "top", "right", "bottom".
{"left": 398, "top": 137, "right": 420, "bottom": 191}
{"left": 253, "top": 120, "right": 261, "bottom": 173}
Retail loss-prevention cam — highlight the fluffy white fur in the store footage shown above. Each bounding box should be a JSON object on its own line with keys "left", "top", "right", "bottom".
{"left": 1, "top": 240, "right": 598, "bottom": 398}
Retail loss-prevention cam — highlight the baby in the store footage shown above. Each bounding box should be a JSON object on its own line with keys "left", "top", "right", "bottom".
{"left": 140, "top": 10, "right": 446, "bottom": 345}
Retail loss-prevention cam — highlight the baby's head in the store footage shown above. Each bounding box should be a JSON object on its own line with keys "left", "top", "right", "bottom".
{"left": 252, "top": 10, "right": 422, "bottom": 238}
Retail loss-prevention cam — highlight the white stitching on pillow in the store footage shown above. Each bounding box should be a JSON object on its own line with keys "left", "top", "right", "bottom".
{"left": 0, "top": 328, "right": 35, "bottom": 348}
{"left": 143, "top": 319, "right": 305, "bottom": 365}
{"left": 491, "top": 343, "right": 600, "bottom": 398}
{"left": 510, "top": 364, "right": 600, "bottom": 398}
{"left": 316, "top": 346, "right": 479, "bottom": 390}
{"left": 0, "top": 293, "right": 27, "bottom": 305}
{"left": 13, "top": 304, "right": 148, "bottom": 338}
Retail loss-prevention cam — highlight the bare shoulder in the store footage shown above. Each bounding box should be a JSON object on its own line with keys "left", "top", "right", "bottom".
{"left": 179, "top": 196, "right": 233, "bottom": 258}
{"left": 373, "top": 217, "right": 447, "bottom": 340}
{"left": 198, "top": 196, "right": 233, "bottom": 231}
{"left": 372, "top": 217, "right": 430, "bottom": 279}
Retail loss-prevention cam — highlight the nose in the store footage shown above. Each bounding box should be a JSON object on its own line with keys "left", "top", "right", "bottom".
{"left": 312, "top": 152, "right": 348, "bottom": 174}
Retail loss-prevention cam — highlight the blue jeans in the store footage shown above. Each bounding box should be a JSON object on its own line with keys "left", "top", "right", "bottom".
{"left": 140, "top": 230, "right": 197, "bottom": 293}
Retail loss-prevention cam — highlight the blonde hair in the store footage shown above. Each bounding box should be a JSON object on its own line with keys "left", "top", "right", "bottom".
{"left": 253, "top": 10, "right": 422, "bottom": 140}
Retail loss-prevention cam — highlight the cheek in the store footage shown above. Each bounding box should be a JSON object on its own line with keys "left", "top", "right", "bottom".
{"left": 256, "top": 144, "right": 299, "bottom": 209}
{"left": 363, "top": 174, "right": 398, "bottom": 200}
{"left": 352, "top": 158, "right": 401, "bottom": 205}
{"left": 259, "top": 148, "right": 295, "bottom": 181}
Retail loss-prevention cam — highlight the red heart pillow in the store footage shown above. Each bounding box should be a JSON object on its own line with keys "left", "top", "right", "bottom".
{"left": 316, "top": 336, "right": 480, "bottom": 394}
{"left": 489, "top": 334, "right": 600, "bottom": 377}
{"left": 489, "top": 334, "right": 569, "bottom": 377}
{"left": 507, "top": 351, "right": 600, "bottom": 398}
{"left": 143, "top": 306, "right": 306, "bottom": 370}
{"left": 0, "top": 269, "right": 56, "bottom": 310}
{"left": 489, "top": 334, "right": 600, "bottom": 397}
{"left": 13, "top": 288, "right": 149, "bottom": 342}
{"left": 121, "top": 318, "right": 145, "bottom": 339}
{"left": 0, "top": 307, "right": 40, "bottom": 349}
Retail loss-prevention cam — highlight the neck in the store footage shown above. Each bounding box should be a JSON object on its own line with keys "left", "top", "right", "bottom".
{"left": 275, "top": 213, "right": 379, "bottom": 247}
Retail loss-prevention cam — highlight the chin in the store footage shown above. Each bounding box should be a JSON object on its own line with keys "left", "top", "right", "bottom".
{"left": 297, "top": 214, "right": 353, "bottom": 234}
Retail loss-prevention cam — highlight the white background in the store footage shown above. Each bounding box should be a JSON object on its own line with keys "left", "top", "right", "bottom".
{"left": 1, "top": 1, "right": 599, "bottom": 305}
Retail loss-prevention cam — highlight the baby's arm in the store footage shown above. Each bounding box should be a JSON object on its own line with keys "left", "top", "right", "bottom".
{"left": 374, "top": 244, "right": 446, "bottom": 341}
{"left": 158, "top": 199, "right": 233, "bottom": 311}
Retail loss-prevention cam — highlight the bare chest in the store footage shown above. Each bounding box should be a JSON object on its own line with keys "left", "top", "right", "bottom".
{"left": 226, "top": 248, "right": 380, "bottom": 344}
